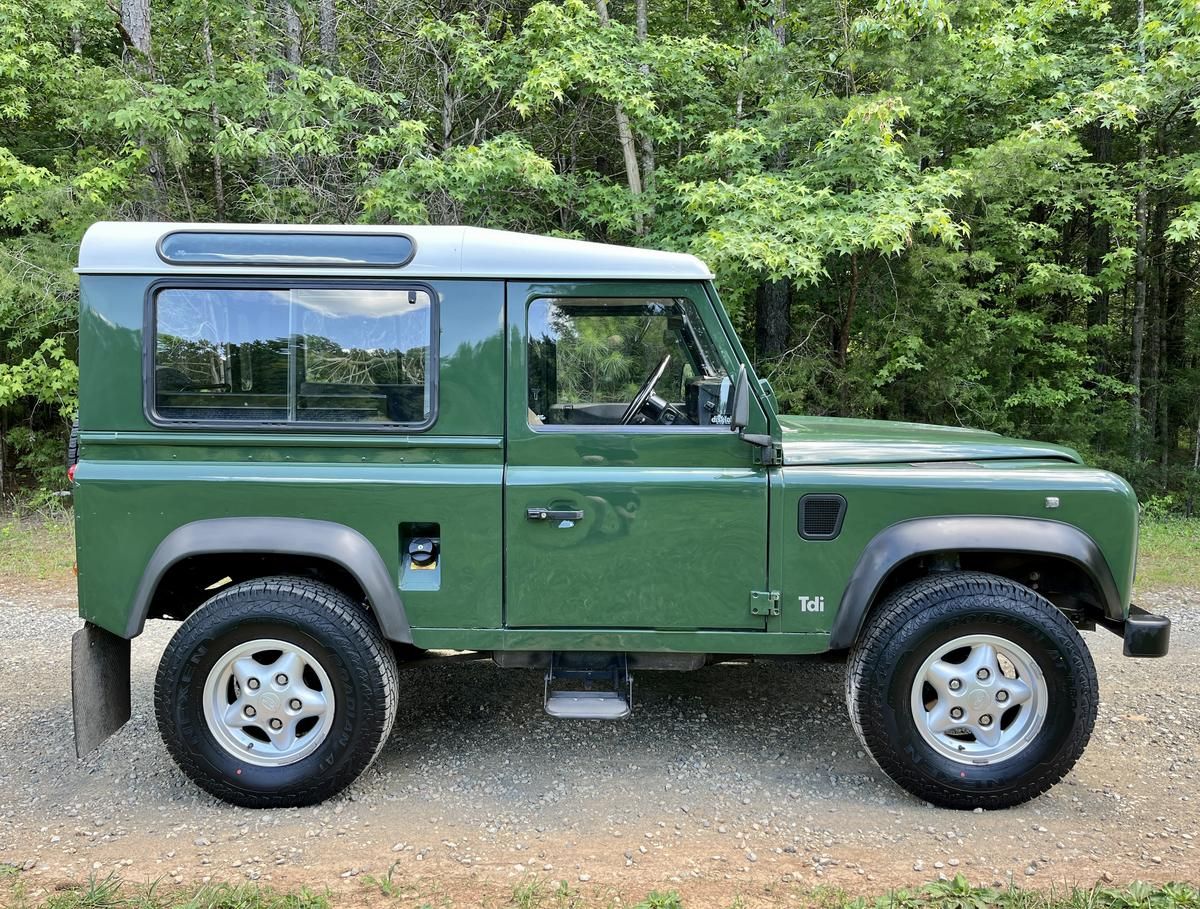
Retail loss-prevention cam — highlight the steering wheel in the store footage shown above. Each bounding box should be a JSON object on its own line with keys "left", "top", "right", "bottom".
{"left": 619, "top": 354, "right": 672, "bottom": 425}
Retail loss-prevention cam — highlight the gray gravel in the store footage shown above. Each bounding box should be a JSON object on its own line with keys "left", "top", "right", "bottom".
{"left": 1, "top": 588, "right": 1198, "bottom": 902}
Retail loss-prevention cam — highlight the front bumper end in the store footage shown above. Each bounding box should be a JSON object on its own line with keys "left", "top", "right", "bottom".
{"left": 1099, "top": 605, "right": 1171, "bottom": 658}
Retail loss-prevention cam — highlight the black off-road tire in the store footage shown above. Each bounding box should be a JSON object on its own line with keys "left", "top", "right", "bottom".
{"left": 846, "top": 571, "right": 1098, "bottom": 809}
{"left": 155, "top": 576, "right": 398, "bottom": 808}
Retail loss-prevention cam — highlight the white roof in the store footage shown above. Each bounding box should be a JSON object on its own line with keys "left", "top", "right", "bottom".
{"left": 76, "top": 222, "right": 713, "bottom": 280}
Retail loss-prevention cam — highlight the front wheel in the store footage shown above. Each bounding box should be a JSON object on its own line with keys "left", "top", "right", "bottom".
{"left": 155, "top": 577, "right": 398, "bottom": 808}
{"left": 846, "top": 571, "right": 1098, "bottom": 809}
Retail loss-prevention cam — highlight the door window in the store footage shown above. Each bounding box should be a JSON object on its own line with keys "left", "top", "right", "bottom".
{"left": 527, "top": 297, "right": 734, "bottom": 429}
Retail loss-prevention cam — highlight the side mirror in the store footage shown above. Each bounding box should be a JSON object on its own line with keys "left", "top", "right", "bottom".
{"left": 730, "top": 364, "right": 750, "bottom": 432}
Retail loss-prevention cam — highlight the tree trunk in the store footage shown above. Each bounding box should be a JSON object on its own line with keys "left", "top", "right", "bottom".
{"left": 119, "top": 0, "right": 168, "bottom": 216}
{"left": 750, "top": 0, "right": 792, "bottom": 371}
{"left": 636, "top": 0, "right": 655, "bottom": 224}
{"left": 1146, "top": 197, "right": 1166, "bottom": 464}
{"left": 755, "top": 279, "right": 791, "bottom": 359}
{"left": 1084, "top": 124, "right": 1111, "bottom": 373}
{"left": 1194, "top": 410, "right": 1200, "bottom": 471}
{"left": 1163, "top": 242, "right": 1189, "bottom": 461}
{"left": 594, "top": 0, "right": 644, "bottom": 235}
{"left": 0, "top": 409, "right": 6, "bottom": 501}
{"left": 1130, "top": 176, "right": 1148, "bottom": 458}
{"left": 263, "top": 0, "right": 302, "bottom": 195}
{"left": 318, "top": 0, "right": 337, "bottom": 69}
{"left": 284, "top": 1, "right": 301, "bottom": 66}
{"left": 1129, "top": 0, "right": 1148, "bottom": 458}
{"left": 1192, "top": 408, "right": 1200, "bottom": 517}
{"left": 201, "top": 15, "right": 225, "bottom": 220}
{"left": 836, "top": 254, "right": 860, "bottom": 414}
{"left": 439, "top": 56, "right": 454, "bottom": 151}
{"left": 120, "top": 0, "right": 151, "bottom": 55}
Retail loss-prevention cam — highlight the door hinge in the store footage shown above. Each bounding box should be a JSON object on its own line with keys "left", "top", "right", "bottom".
{"left": 750, "top": 590, "right": 780, "bottom": 617}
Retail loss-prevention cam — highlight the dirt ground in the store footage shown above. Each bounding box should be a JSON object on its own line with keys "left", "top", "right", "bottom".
{"left": 1, "top": 579, "right": 1197, "bottom": 906}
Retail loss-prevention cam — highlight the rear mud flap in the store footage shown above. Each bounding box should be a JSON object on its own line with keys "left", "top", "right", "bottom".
{"left": 72, "top": 623, "right": 131, "bottom": 757}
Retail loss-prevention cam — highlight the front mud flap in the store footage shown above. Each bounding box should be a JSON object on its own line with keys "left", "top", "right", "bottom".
{"left": 72, "top": 622, "right": 131, "bottom": 757}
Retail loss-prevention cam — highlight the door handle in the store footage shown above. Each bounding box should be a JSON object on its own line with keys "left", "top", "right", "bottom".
{"left": 527, "top": 507, "right": 585, "bottom": 522}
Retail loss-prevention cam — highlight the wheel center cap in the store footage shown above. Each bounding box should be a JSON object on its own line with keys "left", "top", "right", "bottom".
{"left": 967, "top": 688, "right": 989, "bottom": 712}
{"left": 260, "top": 692, "right": 281, "bottom": 712}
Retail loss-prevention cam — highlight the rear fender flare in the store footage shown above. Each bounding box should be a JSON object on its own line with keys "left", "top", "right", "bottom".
{"left": 828, "top": 516, "right": 1122, "bottom": 650}
{"left": 127, "top": 517, "right": 411, "bottom": 643}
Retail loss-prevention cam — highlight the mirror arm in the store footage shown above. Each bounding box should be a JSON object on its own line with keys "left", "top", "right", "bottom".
{"left": 739, "top": 430, "right": 780, "bottom": 464}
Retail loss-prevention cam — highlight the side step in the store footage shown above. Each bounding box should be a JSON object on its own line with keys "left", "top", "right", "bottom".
{"left": 543, "top": 653, "right": 632, "bottom": 720}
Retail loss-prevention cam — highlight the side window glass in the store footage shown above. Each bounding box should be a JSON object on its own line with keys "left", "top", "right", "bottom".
{"left": 296, "top": 289, "right": 432, "bottom": 423}
{"left": 527, "top": 297, "right": 733, "bottom": 429}
{"left": 155, "top": 288, "right": 291, "bottom": 421}
{"left": 153, "top": 286, "right": 434, "bottom": 426}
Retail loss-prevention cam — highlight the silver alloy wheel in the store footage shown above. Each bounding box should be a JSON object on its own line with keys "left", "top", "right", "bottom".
{"left": 910, "top": 633, "right": 1048, "bottom": 765}
{"left": 202, "top": 638, "right": 335, "bottom": 767}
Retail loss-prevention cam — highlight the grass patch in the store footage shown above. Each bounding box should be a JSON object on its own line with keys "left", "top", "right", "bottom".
{"left": 1137, "top": 518, "right": 1200, "bottom": 592}
{"left": 3, "top": 875, "right": 1200, "bottom": 909}
{"left": 0, "top": 873, "right": 329, "bottom": 909}
{"left": 0, "top": 511, "right": 74, "bottom": 583}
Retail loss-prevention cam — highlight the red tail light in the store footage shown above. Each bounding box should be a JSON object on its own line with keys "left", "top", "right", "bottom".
{"left": 67, "top": 463, "right": 77, "bottom": 483}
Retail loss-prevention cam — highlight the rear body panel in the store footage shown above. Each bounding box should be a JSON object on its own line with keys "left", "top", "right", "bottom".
{"left": 74, "top": 274, "right": 507, "bottom": 638}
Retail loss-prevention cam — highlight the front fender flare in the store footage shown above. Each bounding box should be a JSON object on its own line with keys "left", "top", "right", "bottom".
{"left": 828, "top": 516, "right": 1122, "bottom": 650}
{"left": 127, "top": 517, "right": 411, "bottom": 643}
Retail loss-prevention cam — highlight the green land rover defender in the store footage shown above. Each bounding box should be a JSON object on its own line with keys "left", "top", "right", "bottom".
{"left": 69, "top": 221, "right": 1170, "bottom": 810}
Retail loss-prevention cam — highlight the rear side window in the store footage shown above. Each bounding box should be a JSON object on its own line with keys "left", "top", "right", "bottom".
{"left": 152, "top": 285, "right": 435, "bottom": 427}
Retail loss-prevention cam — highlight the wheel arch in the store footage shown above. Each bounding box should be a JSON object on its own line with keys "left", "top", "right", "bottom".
{"left": 128, "top": 517, "right": 412, "bottom": 643}
{"left": 829, "top": 516, "right": 1123, "bottom": 650}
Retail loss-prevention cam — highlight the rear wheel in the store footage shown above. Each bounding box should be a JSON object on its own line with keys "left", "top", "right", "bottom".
{"left": 155, "top": 576, "right": 398, "bottom": 808}
{"left": 846, "top": 571, "right": 1098, "bottom": 809}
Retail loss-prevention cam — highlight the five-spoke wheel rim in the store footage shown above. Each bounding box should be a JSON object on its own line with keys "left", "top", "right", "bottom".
{"left": 910, "top": 633, "right": 1047, "bottom": 765}
{"left": 202, "top": 638, "right": 335, "bottom": 767}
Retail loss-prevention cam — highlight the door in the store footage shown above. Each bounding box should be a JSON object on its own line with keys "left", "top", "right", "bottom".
{"left": 504, "top": 281, "right": 770, "bottom": 631}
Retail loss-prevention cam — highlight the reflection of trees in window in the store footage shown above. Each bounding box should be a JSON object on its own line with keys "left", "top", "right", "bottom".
{"left": 156, "top": 292, "right": 234, "bottom": 388}
{"left": 302, "top": 309, "right": 428, "bottom": 388}
{"left": 157, "top": 336, "right": 229, "bottom": 388}
{"left": 550, "top": 305, "right": 683, "bottom": 404}
{"left": 551, "top": 308, "right": 634, "bottom": 403}
{"left": 157, "top": 335, "right": 289, "bottom": 393}
{"left": 303, "top": 335, "right": 425, "bottom": 388}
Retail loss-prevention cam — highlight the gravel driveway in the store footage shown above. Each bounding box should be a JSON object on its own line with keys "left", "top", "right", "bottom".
{"left": 1, "top": 586, "right": 1197, "bottom": 905}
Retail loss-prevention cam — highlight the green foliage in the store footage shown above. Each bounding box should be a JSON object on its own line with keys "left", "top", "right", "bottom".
{"left": 1, "top": 0, "right": 1198, "bottom": 506}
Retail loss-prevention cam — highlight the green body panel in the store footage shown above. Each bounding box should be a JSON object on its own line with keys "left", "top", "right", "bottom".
{"left": 774, "top": 460, "right": 1138, "bottom": 633}
{"left": 777, "top": 415, "right": 1083, "bottom": 466}
{"left": 74, "top": 276, "right": 509, "bottom": 636}
{"left": 74, "top": 263, "right": 1140, "bottom": 654}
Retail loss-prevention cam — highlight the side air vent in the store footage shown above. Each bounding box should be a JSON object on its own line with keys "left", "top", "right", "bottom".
{"left": 799, "top": 494, "right": 847, "bottom": 540}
